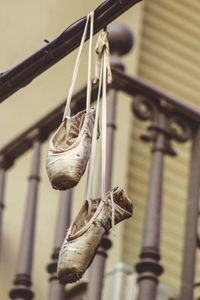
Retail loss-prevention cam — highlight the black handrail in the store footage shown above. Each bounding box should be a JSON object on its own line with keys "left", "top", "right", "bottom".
{"left": 0, "top": 0, "right": 142, "bottom": 103}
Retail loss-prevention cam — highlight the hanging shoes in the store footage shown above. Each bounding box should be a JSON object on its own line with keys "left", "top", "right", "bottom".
{"left": 46, "top": 11, "right": 95, "bottom": 191}
{"left": 57, "top": 186, "right": 133, "bottom": 284}
{"left": 46, "top": 108, "right": 100, "bottom": 190}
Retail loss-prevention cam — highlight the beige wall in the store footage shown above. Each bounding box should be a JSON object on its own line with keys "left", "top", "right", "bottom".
{"left": 0, "top": 1, "right": 144, "bottom": 299}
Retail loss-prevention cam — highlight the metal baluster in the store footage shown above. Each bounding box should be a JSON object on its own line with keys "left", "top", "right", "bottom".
{"left": 180, "top": 125, "right": 200, "bottom": 300}
{"left": 133, "top": 97, "right": 192, "bottom": 300}
{"left": 0, "top": 161, "right": 6, "bottom": 254}
{"left": 135, "top": 121, "right": 165, "bottom": 300}
{"left": 9, "top": 130, "right": 41, "bottom": 300}
{"left": 47, "top": 189, "right": 73, "bottom": 300}
{"left": 0, "top": 156, "right": 12, "bottom": 254}
{"left": 87, "top": 23, "right": 134, "bottom": 300}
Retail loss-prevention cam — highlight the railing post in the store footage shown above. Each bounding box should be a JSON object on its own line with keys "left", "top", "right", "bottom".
{"left": 9, "top": 129, "right": 41, "bottom": 300}
{"left": 180, "top": 124, "right": 200, "bottom": 300}
{"left": 47, "top": 189, "right": 73, "bottom": 300}
{"left": 0, "top": 156, "right": 12, "bottom": 254}
{"left": 132, "top": 96, "right": 192, "bottom": 300}
{"left": 0, "top": 159, "right": 6, "bottom": 254}
{"left": 86, "top": 23, "right": 134, "bottom": 300}
{"left": 135, "top": 125, "right": 165, "bottom": 300}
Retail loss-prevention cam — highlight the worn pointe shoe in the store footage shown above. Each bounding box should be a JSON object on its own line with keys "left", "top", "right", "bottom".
{"left": 46, "top": 108, "right": 99, "bottom": 190}
{"left": 57, "top": 186, "right": 133, "bottom": 284}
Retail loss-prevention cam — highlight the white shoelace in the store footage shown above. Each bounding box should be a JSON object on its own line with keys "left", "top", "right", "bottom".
{"left": 62, "top": 11, "right": 94, "bottom": 139}
{"left": 67, "top": 189, "right": 132, "bottom": 241}
{"left": 85, "top": 31, "right": 112, "bottom": 210}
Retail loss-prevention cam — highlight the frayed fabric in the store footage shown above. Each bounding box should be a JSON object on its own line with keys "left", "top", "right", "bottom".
{"left": 46, "top": 108, "right": 99, "bottom": 190}
{"left": 57, "top": 186, "right": 133, "bottom": 284}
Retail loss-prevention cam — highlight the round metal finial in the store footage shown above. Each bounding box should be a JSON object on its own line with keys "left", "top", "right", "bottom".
{"left": 107, "top": 23, "right": 135, "bottom": 55}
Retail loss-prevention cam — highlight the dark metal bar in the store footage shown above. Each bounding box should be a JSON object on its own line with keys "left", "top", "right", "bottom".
{"left": 0, "top": 0, "right": 141, "bottom": 103}
{"left": 136, "top": 140, "right": 164, "bottom": 299}
{"left": 132, "top": 93, "right": 193, "bottom": 300}
{"left": 47, "top": 189, "right": 73, "bottom": 300}
{"left": 111, "top": 67, "right": 200, "bottom": 123}
{"left": 54, "top": 190, "right": 73, "bottom": 251}
{"left": 105, "top": 89, "right": 117, "bottom": 189}
{"left": 0, "top": 166, "right": 5, "bottom": 254}
{"left": 180, "top": 125, "right": 200, "bottom": 300}
{"left": 87, "top": 238, "right": 111, "bottom": 300}
{"left": 135, "top": 113, "right": 168, "bottom": 300}
{"left": 0, "top": 156, "right": 13, "bottom": 254}
{"left": 9, "top": 133, "right": 41, "bottom": 300}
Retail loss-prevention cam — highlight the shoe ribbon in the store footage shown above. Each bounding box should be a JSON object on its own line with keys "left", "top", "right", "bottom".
{"left": 62, "top": 11, "right": 94, "bottom": 137}
{"left": 67, "top": 188, "right": 132, "bottom": 241}
{"left": 85, "top": 30, "right": 112, "bottom": 211}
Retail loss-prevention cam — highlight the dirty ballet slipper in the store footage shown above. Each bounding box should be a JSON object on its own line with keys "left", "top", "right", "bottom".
{"left": 46, "top": 108, "right": 99, "bottom": 190}
{"left": 57, "top": 186, "right": 133, "bottom": 284}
